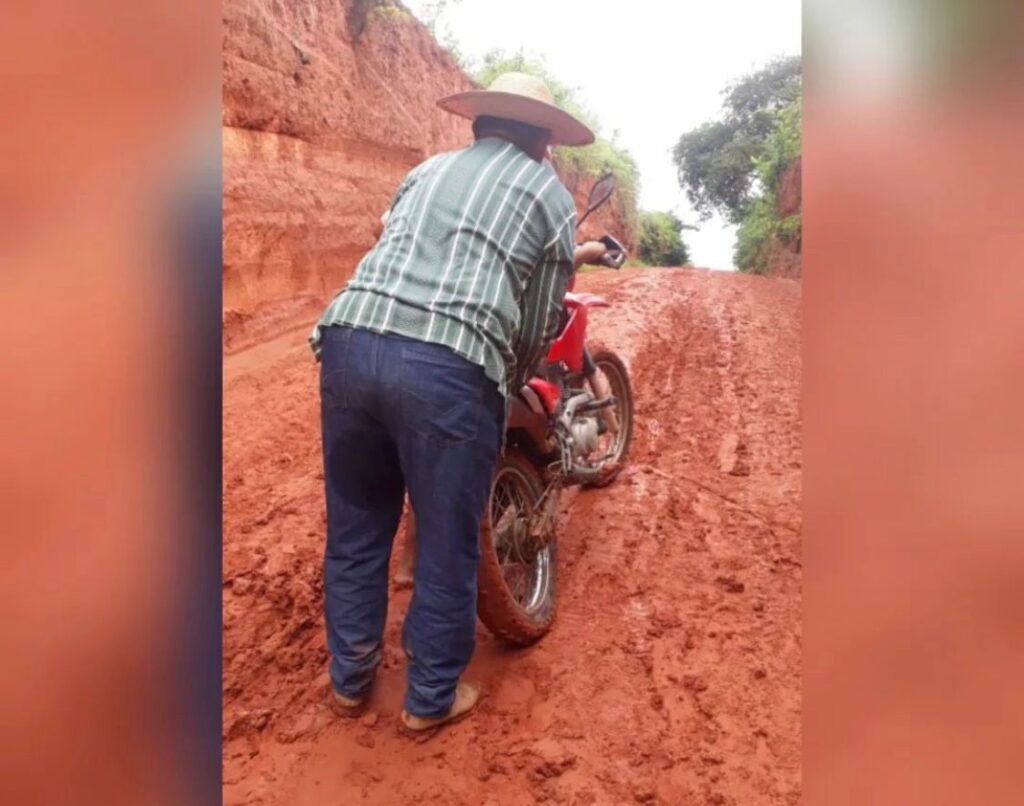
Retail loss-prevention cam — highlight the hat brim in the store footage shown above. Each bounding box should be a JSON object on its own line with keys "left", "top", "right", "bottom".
{"left": 437, "top": 90, "right": 595, "bottom": 147}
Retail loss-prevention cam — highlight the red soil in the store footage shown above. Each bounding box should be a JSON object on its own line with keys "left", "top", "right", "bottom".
{"left": 221, "top": 0, "right": 633, "bottom": 354}
{"left": 223, "top": 266, "right": 802, "bottom": 804}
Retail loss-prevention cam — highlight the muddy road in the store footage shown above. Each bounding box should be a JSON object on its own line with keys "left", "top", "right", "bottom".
{"left": 223, "top": 267, "right": 802, "bottom": 804}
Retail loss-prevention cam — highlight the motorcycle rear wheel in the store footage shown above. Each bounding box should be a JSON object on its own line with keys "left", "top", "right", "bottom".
{"left": 477, "top": 450, "right": 557, "bottom": 645}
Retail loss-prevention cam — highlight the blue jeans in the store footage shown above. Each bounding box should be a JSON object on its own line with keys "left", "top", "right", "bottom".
{"left": 318, "top": 325, "right": 503, "bottom": 717}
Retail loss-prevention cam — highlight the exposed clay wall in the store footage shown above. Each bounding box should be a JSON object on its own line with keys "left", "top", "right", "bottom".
{"left": 777, "top": 156, "right": 801, "bottom": 217}
{"left": 223, "top": 0, "right": 474, "bottom": 350}
{"left": 768, "top": 156, "right": 801, "bottom": 279}
{"left": 224, "top": 0, "right": 633, "bottom": 351}
{"left": 559, "top": 163, "right": 637, "bottom": 255}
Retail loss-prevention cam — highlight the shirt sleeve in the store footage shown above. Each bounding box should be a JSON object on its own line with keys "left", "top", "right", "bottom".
{"left": 513, "top": 207, "right": 576, "bottom": 387}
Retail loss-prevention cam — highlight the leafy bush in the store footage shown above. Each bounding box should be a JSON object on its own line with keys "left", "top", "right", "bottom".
{"left": 637, "top": 211, "right": 690, "bottom": 266}
{"left": 371, "top": 1, "right": 411, "bottom": 21}
{"left": 733, "top": 197, "right": 776, "bottom": 273}
{"left": 733, "top": 99, "right": 802, "bottom": 273}
{"left": 752, "top": 100, "right": 802, "bottom": 194}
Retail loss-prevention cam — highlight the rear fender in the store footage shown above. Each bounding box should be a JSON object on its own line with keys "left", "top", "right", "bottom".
{"left": 563, "top": 291, "right": 610, "bottom": 310}
{"left": 545, "top": 305, "right": 587, "bottom": 372}
{"left": 507, "top": 394, "right": 549, "bottom": 452}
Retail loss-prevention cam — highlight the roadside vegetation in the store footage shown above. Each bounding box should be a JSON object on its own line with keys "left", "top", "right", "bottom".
{"left": 672, "top": 56, "right": 802, "bottom": 274}
{"left": 636, "top": 211, "right": 690, "bottom": 266}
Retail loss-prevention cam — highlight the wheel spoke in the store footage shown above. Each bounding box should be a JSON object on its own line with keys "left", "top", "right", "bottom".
{"left": 505, "top": 563, "right": 528, "bottom": 604}
{"left": 490, "top": 467, "right": 548, "bottom": 614}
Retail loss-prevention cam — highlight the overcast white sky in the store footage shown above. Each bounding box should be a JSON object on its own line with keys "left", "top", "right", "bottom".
{"left": 403, "top": 0, "right": 801, "bottom": 269}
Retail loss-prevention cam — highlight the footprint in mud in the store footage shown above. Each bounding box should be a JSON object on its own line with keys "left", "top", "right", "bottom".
{"left": 717, "top": 432, "right": 752, "bottom": 476}
{"left": 625, "top": 598, "right": 656, "bottom": 673}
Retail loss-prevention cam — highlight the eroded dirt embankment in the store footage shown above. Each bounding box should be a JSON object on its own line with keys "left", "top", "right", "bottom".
{"left": 222, "top": 0, "right": 634, "bottom": 353}
{"left": 222, "top": 0, "right": 475, "bottom": 352}
{"left": 223, "top": 267, "right": 802, "bottom": 805}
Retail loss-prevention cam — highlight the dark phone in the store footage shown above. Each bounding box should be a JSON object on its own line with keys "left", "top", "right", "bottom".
{"left": 598, "top": 234, "right": 626, "bottom": 268}
{"left": 599, "top": 234, "right": 624, "bottom": 253}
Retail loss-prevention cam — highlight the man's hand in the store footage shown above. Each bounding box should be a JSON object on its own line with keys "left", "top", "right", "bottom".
{"left": 573, "top": 240, "right": 607, "bottom": 269}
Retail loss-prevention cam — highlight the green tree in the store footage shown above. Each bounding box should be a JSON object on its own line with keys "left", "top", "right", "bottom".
{"left": 637, "top": 211, "right": 690, "bottom": 266}
{"left": 672, "top": 56, "right": 801, "bottom": 224}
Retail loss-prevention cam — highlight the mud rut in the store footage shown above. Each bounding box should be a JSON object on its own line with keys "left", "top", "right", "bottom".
{"left": 223, "top": 267, "right": 802, "bottom": 805}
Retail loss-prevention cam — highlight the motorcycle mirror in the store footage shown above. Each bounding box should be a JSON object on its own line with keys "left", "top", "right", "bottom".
{"left": 586, "top": 173, "right": 616, "bottom": 214}
{"left": 576, "top": 172, "right": 616, "bottom": 230}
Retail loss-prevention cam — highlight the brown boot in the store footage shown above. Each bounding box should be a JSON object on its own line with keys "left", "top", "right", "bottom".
{"left": 399, "top": 682, "right": 480, "bottom": 737}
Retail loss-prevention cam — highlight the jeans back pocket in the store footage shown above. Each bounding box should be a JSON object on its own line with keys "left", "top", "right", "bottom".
{"left": 401, "top": 343, "right": 485, "bottom": 446}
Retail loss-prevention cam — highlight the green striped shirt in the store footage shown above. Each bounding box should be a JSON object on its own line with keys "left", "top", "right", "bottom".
{"left": 309, "top": 137, "right": 576, "bottom": 396}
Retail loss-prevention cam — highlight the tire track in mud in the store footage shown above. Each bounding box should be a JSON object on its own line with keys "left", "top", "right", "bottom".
{"left": 542, "top": 268, "right": 801, "bottom": 805}
{"left": 223, "top": 267, "right": 801, "bottom": 805}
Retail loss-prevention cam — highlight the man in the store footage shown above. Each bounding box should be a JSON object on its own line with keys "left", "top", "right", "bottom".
{"left": 309, "top": 72, "right": 605, "bottom": 734}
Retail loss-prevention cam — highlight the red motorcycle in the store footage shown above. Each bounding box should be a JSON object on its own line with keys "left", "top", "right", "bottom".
{"left": 477, "top": 174, "right": 634, "bottom": 645}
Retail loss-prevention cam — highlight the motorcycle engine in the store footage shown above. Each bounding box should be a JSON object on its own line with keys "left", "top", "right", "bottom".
{"left": 569, "top": 417, "right": 600, "bottom": 458}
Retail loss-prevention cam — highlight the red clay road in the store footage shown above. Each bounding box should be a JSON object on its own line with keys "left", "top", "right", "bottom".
{"left": 223, "top": 267, "right": 802, "bottom": 805}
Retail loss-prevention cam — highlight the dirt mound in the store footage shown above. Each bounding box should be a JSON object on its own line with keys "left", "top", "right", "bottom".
{"left": 223, "top": 267, "right": 802, "bottom": 804}
{"left": 766, "top": 157, "right": 801, "bottom": 279}
{"left": 222, "top": 0, "right": 474, "bottom": 353}
{"left": 765, "top": 237, "right": 801, "bottom": 280}
{"left": 777, "top": 157, "right": 801, "bottom": 217}
{"left": 222, "top": 0, "right": 632, "bottom": 353}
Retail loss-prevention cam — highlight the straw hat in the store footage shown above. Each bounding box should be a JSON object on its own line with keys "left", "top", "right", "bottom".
{"left": 438, "top": 72, "right": 595, "bottom": 146}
